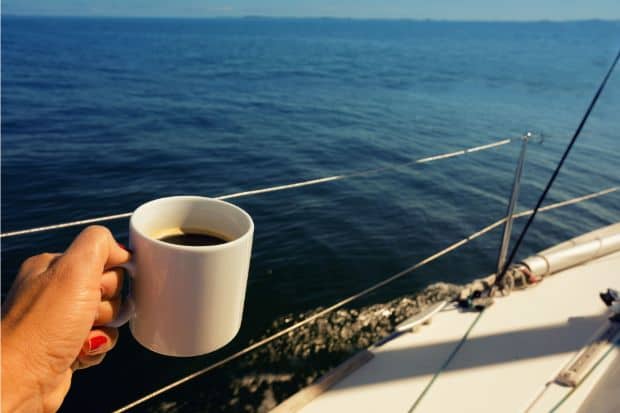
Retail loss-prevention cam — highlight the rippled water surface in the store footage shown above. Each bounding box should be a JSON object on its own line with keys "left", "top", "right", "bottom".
{"left": 2, "top": 17, "right": 619, "bottom": 412}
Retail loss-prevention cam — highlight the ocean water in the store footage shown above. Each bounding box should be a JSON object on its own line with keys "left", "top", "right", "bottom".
{"left": 1, "top": 17, "right": 619, "bottom": 412}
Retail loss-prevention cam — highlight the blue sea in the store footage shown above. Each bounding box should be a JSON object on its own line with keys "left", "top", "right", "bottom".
{"left": 2, "top": 17, "right": 619, "bottom": 412}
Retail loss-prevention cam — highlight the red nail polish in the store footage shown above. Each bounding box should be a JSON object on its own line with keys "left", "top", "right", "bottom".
{"left": 89, "top": 336, "right": 107, "bottom": 352}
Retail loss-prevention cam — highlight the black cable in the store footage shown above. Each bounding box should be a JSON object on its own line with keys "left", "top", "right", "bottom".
{"left": 495, "top": 48, "right": 620, "bottom": 287}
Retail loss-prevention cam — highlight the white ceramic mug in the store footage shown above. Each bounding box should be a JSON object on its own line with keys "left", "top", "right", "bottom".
{"left": 110, "top": 196, "right": 254, "bottom": 357}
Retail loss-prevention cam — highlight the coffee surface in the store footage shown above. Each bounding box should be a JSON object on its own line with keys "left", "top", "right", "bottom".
{"left": 156, "top": 228, "right": 230, "bottom": 246}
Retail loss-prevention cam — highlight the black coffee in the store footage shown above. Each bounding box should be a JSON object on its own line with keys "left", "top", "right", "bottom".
{"left": 158, "top": 229, "right": 230, "bottom": 246}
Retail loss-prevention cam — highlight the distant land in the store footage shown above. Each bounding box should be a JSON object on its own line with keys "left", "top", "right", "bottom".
{"left": 2, "top": 14, "right": 620, "bottom": 23}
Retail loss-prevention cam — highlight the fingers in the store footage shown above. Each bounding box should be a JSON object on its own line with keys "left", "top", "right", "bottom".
{"left": 63, "top": 225, "right": 130, "bottom": 271}
{"left": 93, "top": 297, "right": 121, "bottom": 325}
{"left": 82, "top": 327, "right": 118, "bottom": 356}
{"left": 100, "top": 268, "right": 124, "bottom": 300}
{"left": 51, "top": 225, "right": 131, "bottom": 289}
{"left": 95, "top": 268, "right": 124, "bottom": 325}
{"left": 72, "top": 327, "right": 118, "bottom": 371}
{"left": 84, "top": 327, "right": 118, "bottom": 354}
{"left": 72, "top": 353, "right": 106, "bottom": 371}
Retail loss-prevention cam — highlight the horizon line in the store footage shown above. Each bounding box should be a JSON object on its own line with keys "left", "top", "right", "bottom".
{"left": 3, "top": 14, "right": 620, "bottom": 23}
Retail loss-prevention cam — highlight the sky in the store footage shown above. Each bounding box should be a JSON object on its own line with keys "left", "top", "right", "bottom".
{"left": 2, "top": 0, "right": 620, "bottom": 21}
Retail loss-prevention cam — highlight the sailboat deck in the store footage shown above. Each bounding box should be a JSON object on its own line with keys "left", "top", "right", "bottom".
{"left": 295, "top": 249, "right": 620, "bottom": 413}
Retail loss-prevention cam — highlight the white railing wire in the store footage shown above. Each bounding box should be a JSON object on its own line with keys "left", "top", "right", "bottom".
{"left": 112, "top": 186, "right": 618, "bottom": 413}
{"left": 0, "top": 138, "right": 514, "bottom": 238}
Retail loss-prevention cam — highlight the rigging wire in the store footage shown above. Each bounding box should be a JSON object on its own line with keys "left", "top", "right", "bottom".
{"left": 111, "top": 186, "right": 617, "bottom": 413}
{"left": 494, "top": 49, "right": 620, "bottom": 288}
{"left": 411, "top": 51, "right": 620, "bottom": 411}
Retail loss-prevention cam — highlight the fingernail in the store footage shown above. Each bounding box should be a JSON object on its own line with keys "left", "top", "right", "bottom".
{"left": 88, "top": 336, "right": 108, "bottom": 353}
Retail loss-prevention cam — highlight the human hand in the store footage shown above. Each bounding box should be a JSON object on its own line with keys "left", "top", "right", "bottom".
{"left": 1, "top": 226, "right": 131, "bottom": 413}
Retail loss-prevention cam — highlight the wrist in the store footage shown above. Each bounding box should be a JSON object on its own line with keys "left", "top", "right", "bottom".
{"left": 2, "top": 327, "right": 43, "bottom": 413}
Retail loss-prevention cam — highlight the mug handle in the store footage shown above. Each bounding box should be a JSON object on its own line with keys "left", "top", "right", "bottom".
{"left": 105, "top": 261, "right": 136, "bottom": 328}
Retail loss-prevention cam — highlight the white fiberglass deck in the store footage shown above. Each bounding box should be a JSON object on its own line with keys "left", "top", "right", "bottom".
{"left": 296, "top": 238, "right": 620, "bottom": 412}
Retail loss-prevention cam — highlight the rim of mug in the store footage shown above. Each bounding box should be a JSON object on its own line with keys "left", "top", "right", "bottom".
{"left": 129, "top": 195, "right": 254, "bottom": 251}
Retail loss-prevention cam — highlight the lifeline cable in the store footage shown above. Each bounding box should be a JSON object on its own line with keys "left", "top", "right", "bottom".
{"left": 1, "top": 137, "right": 515, "bottom": 238}
{"left": 111, "top": 187, "right": 617, "bottom": 412}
